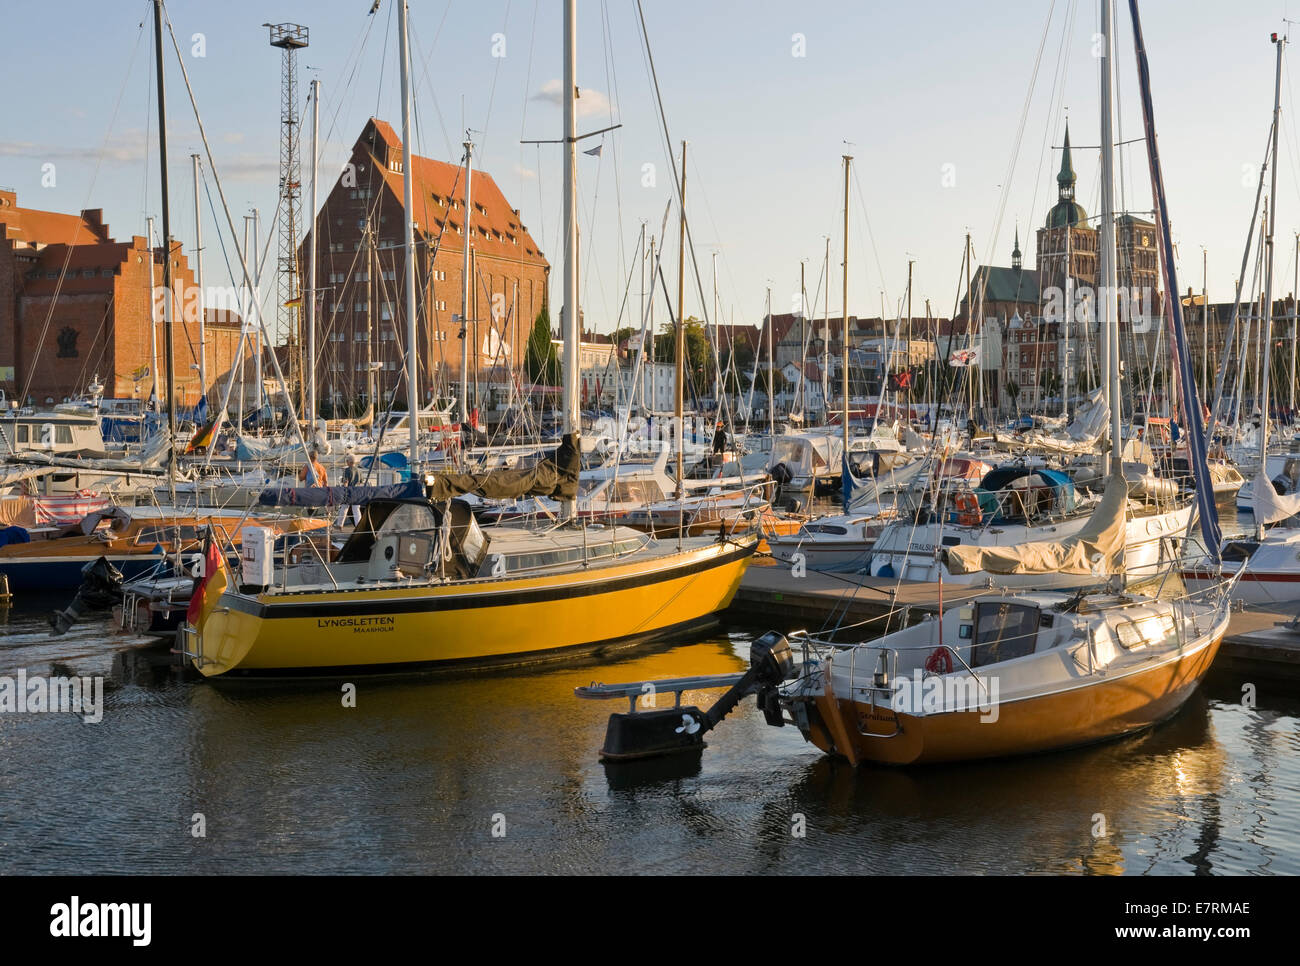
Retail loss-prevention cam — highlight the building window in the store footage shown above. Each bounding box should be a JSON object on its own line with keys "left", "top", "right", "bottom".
{"left": 355, "top": 331, "right": 368, "bottom": 341}
{"left": 381, "top": 331, "right": 395, "bottom": 341}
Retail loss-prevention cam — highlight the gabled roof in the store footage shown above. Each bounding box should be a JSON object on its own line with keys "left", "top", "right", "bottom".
{"left": 970, "top": 264, "right": 1040, "bottom": 304}
{"left": 362, "top": 118, "right": 547, "bottom": 267}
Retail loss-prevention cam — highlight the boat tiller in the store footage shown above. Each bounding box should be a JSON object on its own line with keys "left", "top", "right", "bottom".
{"left": 576, "top": 631, "right": 796, "bottom": 761}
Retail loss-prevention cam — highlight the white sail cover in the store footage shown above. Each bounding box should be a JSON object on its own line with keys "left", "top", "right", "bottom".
{"left": 945, "top": 473, "right": 1127, "bottom": 576}
{"left": 1250, "top": 469, "right": 1300, "bottom": 525}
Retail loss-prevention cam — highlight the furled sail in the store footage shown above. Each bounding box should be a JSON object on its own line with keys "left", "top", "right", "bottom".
{"left": 945, "top": 473, "right": 1127, "bottom": 576}
{"left": 423, "top": 433, "right": 581, "bottom": 502}
{"left": 1248, "top": 470, "right": 1300, "bottom": 525}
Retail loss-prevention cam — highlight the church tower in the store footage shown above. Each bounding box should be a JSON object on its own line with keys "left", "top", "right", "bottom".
{"left": 1036, "top": 121, "right": 1098, "bottom": 301}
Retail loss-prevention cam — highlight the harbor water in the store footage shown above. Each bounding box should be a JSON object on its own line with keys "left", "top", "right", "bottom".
{"left": 0, "top": 588, "right": 1296, "bottom": 875}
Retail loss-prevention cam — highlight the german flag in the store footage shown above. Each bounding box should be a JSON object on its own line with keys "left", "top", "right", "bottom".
{"left": 186, "top": 532, "right": 228, "bottom": 628}
{"left": 185, "top": 412, "right": 222, "bottom": 454}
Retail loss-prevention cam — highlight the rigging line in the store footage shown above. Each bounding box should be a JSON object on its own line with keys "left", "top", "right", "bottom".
{"left": 407, "top": 1, "right": 458, "bottom": 165}
{"left": 162, "top": 8, "right": 312, "bottom": 466}
{"left": 850, "top": 165, "right": 891, "bottom": 314}
{"left": 980, "top": 0, "right": 1061, "bottom": 272}
{"left": 474, "top": 0, "right": 512, "bottom": 165}
{"left": 1020, "top": 0, "right": 1074, "bottom": 278}
{"left": 600, "top": 0, "right": 626, "bottom": 290}
{"left": 631, "top": 0, "right": 718, "bottom": 334}
{"left": 374, "top": 0, "right": 394, "bottom": 121}
{"left": 20, "top": 11, "right": 148, "bottom": 405}
{"left": 517, "top": 0, "right": 540, "bottom": 213}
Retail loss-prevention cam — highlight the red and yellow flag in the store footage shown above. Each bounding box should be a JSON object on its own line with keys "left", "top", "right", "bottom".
{"left": 186, "top": 535, "right": 228, "bottom": 627}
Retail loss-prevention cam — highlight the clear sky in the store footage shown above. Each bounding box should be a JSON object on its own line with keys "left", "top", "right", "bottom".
{"left": 4, "top": 0, "right": 1300, "bottom": 336}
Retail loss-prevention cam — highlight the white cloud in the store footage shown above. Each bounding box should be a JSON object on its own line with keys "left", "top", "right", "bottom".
{"left": 513, "top": 162, "right": 537, "bottom": 181}
{"left": 531, "top": 78, "right": 614, "bottom": 120}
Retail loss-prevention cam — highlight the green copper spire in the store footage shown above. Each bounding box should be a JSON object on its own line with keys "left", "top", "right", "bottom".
{"left": 1057, "top": 122, "right": 1076, "bottom": 192}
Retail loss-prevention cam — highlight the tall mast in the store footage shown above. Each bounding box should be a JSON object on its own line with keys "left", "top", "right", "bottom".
{"left": 253, "top": 208, "right": 263, "bottom": 426}
{"left": 765, "top": 286, "right": 774, "bottom": 439}
{"left": 561, "top": 0, "right": 580, "bottom": 518}
{"left": 147, "top": 215, "right": 160, "bottom": 411}
{"left": 842, "top": 155, "right": 851, "bottom": 453}
{"left": 1202, "top": 248, "right": 1209, "bottom": 402}
{"left": 823, "top": 237, "right": 829, "bottom": 420}
{"left": 460, "top": 137, "right": 474, "bottom": 425}
{"left": 191, "top": 155, "right": 206, "bottom": 403}
{"left": 675, "top": 140, "right": 687, "bottom": 495}
{"left": 1099, "top": 0, "right": 1121, "bottom": 478}
{"left": 799, "top": 260, "right": 806, "bottom": 418}
{"left": 397, "top": 0, "right": 419, "bottom": 464}
{"left": 152, "top": 0, "right": 176, "bottom": 494}
{"left": 306, "top": 78, "right": 320, "bottom": 427}
{"left": 1284, "top": 234, "right": 1294, "bottom": 418}
{"left": 1259, "top": 32, "right": 1286, "bottom": 538}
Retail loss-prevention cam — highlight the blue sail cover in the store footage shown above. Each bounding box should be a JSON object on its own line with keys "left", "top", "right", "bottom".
{"left": 1128, "top": 0, "right": 1221, "bottom": 563}
{"left": 842, "top": 452, "right": 871, "bottom": 509}
{"left": 257, "top": 480, "right": 424, "bottom": 507}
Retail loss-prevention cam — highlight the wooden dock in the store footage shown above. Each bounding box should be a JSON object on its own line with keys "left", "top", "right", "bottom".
{"left": 728, "top": 559, "right": 1300, "bottom": 681}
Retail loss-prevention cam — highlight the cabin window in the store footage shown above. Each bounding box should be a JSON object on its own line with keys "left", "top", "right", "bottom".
{"left": 16, "top": 425, "right": 28, "bottom": 443}
{"left": 970, "top": 602, "right": 1040, "bottom": 668}
{"left": 56, "top": 425, "right": 73, "bottom": 444}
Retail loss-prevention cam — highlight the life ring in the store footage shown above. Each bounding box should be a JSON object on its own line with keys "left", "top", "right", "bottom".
{"left": 924, "top": 647, "right": 953, "bottom": 675}
{"left": 953, "top": 488, "right": 981, "bottom": 527}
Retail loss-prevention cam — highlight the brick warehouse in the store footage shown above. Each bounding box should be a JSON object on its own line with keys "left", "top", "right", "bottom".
{"left": 0, "top": 188, "right": 248, "bottom": 409}
{"left": 302, "top": 118, "right": 550, "bottom": 410}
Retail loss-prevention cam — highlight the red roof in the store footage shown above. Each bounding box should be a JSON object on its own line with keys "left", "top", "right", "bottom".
{"left": 364, "top": 119, "right": 547, "bottom": 267}
{"left": 0, "top": 191, "right": 110, "bottom": 248}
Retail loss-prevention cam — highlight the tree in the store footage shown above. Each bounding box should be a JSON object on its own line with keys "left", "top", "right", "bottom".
{"left": 652, "top": 317, "right": 714, "bottom": 395}
{"left": 1006, "top": 379, "right": 1021, "bottom": 408}
{"left": 525, "top": 306, "right": 558, "bottom": 385}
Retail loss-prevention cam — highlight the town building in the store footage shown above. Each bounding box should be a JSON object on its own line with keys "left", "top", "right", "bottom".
{"left": 0, "top": 188, "right": 246, "bottom": 409}
{"left": 301, "top": 118, "right": 550, "bottom": 412}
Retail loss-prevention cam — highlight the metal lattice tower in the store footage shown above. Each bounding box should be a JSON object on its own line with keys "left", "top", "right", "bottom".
{"left": 267, "top": 23, "right": 308, "bottom": 396}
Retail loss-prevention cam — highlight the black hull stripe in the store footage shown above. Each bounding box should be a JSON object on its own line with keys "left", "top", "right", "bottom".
{"left": 223, "top": 540, "right": 757, "bottom": 620}
{"left": 210, "top": 613, "right": 724, "bottom": 679}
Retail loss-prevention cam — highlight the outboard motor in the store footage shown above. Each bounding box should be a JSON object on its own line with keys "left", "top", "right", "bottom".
{"left": 50, "top": 556, "right": 125, "bottom": 636}
{"left": 595, "top": 631, "right": 796, "bottom": 761}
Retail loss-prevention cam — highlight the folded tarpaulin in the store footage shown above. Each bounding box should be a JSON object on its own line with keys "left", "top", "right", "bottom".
{"left": 423, "top": 433, "right": 580, "bottom": 502}
{"left": 257, "top": 480, "right": 424, "bottom": 508}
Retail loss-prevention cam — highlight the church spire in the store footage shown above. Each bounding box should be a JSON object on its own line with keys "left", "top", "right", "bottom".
{"left": 1012, "top": 223, "right": 1022, "bottom": 270}
{"left": 1057, "top": 122, "right": 1076, "bottom": 200}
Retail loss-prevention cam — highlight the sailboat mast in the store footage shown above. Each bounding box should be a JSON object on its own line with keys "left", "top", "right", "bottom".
{"left": 561, "top": 0, "right": 580, "bottom": 518}
{"left": 676, "top": 140, "right": 687, "bottom": 495}
{"left": 306, "top": 78, "right": 319, "bottom": 427}
{"left": 1099, "top": 0, "right": 1121, "bottom": 478}
{"left": 460, "top": 138, "right": 474, "bottom": 426}
{"left": 397, "top": 0, "right": 419, "bottom": 465}
{"left": 1258, "top": 32, "right": 1286, "bottom": 537}
{"left": 823, "top": 237, "right": 829, "bottom": 421}
{"left": 152, "top": 0, "right": 176, "bottom": 492}
{"left": 842, "top": 155, "right": 851, "bottom": 453}
{"left": 192, "top": 155, "right": 206, "bottom": 400}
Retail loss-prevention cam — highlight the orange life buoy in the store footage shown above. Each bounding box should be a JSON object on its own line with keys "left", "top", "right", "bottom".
{"left": 924, "top": 647, "right": 953, "bottom": 675}
{"left": 953, "top": 488, "right": 981, "bottom": 527}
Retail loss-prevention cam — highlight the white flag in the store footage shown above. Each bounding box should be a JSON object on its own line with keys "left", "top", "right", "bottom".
{"left": 949, "top": 346, "right": 981, "bottom": 367}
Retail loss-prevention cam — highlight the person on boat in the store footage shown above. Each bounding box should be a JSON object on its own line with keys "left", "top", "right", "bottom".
{"left": 300, "top": 447, "right": 327, "bottom": 487}
{"left": 712, "top": 421, "right": 727, "bottom": 456}
{"left": 335, "top": 453, "right": 362, "bottom": 527}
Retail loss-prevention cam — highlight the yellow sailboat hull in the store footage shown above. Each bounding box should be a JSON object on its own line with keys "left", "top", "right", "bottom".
{"left": 190, "top": 537, "right": 756, "bottom": 677}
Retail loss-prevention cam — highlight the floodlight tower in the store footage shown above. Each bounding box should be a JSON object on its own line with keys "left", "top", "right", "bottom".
{"left": 266, "top": 22, "right": 309, "bottom": 412}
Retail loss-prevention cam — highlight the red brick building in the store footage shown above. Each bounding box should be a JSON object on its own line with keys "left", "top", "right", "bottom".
{"left": 0, "top": 188, "right": 246, "bottom": 408}
{"left": 302, "top": 119, "right": 550, "bottom": 410}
